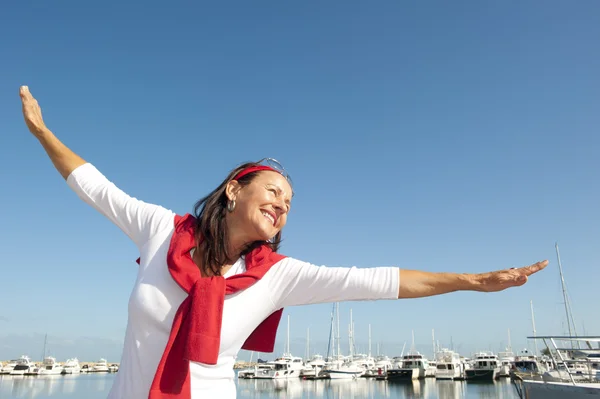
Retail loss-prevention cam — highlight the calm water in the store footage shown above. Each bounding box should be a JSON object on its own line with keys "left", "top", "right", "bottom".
{"left": 0, "top": 374, "right": 520, "bottom": 399}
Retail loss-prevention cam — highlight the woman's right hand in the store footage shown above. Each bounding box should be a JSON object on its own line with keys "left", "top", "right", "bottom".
{"left": 20, "top": 85, "right": 49, "bottom": 139}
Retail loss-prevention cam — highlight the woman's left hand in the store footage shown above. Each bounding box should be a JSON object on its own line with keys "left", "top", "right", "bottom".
{"left": 475, "top": 260, "right": 548, "bottom": 292}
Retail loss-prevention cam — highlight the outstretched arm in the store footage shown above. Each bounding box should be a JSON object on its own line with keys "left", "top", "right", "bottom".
{"left": 267, "top": 258, "right": 548, "bottom": 308}
{"left": 20, "top": 86, "right": 86, "bottom": 179}
{"left": 19, "top": 85, "right": 175, "bottom": 249}
{"left": 398, "top": 260, "right": 548, "bottom": 298}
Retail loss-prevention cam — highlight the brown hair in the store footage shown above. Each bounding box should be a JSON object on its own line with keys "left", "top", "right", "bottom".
{"left": 192, "top": 162, "right": 284, "bottom": 277}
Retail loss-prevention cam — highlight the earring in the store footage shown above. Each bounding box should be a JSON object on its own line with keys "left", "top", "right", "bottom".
{"left": 227, "top": 200, "right": 236, "bottom": 212}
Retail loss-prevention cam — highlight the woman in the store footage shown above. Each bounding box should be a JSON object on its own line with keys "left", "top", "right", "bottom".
{"left": 19, "top": 86, "right": 547, "bottom": 399}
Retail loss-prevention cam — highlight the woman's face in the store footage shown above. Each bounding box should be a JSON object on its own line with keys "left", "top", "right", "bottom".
{"left": 226, "top": 171, "right": 293, "bottom": 243}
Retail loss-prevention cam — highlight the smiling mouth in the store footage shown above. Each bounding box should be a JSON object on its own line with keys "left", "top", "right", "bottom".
{"left": 261, "top": 210, "right": 276, "bottom": 226}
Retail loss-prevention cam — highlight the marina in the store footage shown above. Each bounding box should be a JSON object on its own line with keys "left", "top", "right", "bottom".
{"left": 0, "top": 372, "right": 520, "bottom": 398}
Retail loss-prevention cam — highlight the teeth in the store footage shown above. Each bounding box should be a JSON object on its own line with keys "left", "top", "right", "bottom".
{"left": 261, "top": 211, "right": 275, "bottom": 225}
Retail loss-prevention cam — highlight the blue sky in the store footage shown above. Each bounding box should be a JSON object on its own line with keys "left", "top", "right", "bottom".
{"left": 1, "top": 1, "right": 599, "bottom": 363}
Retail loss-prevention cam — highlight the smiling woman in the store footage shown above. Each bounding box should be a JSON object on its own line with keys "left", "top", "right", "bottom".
{"left": 19, "top": 86, "right": 547, "bottom": 399}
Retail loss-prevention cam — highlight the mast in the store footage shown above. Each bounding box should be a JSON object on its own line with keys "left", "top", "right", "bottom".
{"left": 508, "top": 328, "right": 512, "bottom": 352}
{"left": 555, "top": 243, "right": 579, "bottom": 345}
{"left": 349, "top": 309, "right": 354, "bottom": 358}
{"left": 326, "top": 304, "right": 335, "bottom": 360}
{"left": 530, "top": 300, "right": 539, "bottom": 355}
{"left": 368, "top": 324, "right": 372, "bottom": 358}
{"left": 305, "top": 328, "right": 310, "bottom": 360}
{"left": 432, "top": 329, "right": 436, "bottom": 359}
{"left": 336, "top": 303, "right": 341, "bottom": 359}
{"left": 41, "top": 333, "right": 47, "bottom": 361}
{"left": 287, "top": 315, "right": 290, "bottom": 355}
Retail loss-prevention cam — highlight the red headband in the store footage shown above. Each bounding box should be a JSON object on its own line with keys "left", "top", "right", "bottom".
{"left": 234, "top": 165, "right": 280, "bottom": 181}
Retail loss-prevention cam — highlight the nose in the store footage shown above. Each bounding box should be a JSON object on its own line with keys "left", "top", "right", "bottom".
{"left": 273, "top": 199, "right": 287, "bottom": 214}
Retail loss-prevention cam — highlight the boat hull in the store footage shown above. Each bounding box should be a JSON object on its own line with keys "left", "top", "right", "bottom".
{"left": 387, "top": 368, "right": 421, "bottom": 381}
{"left": 466, "top": 369, "right": 497, "bottom": 381}
{"left": 520, "top": 380, "right": 600, "bottom": 399}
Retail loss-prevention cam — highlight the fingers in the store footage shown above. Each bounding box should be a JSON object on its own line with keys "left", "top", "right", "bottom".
{"left": 20, "top": 85, "right": 31, "bottom": 100}
{"left": 521, "top": 260, "right": 548, "bottom": 276}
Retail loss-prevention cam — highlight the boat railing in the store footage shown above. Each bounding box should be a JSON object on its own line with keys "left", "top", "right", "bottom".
{"left": 526, "top": 335, "right": 600, "bottom": 385}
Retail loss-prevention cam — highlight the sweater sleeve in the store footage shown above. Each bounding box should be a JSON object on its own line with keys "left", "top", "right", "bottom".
{"left": 66, "top": 163, "right": 176, "bottom": 248}
{"left": 267, "top": 258, "right": 400, "bottom": 308}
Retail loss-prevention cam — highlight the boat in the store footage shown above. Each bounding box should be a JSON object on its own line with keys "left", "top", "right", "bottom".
{"left": 513, "top": 336, "right": 600, "bottom": 399}
{"left": 387, "top": 352, "right": 429, "bottom": 381}
{"left": 363, "top": 355, "right": 393, "bottom": 378}
{"left": 91, "top": 358, "right": 109, "bottom": 372}
{"left": 497, "top": 329, "right": 516, "bottom": 378}
{"left": 37, "top": 356, "right": 64, "bottom": 375}
{"left": 9, "top": 356, "right": 37, "bottom": 375}
{"left": 253, "top": 316, "right": 304, "bottom": 379}
{"left": 0, "top": 358, "right": 21, "bottom": 374}
{"left": 323, "top": 308, "right": 364, "bottom": 380}
{"left": 465, "top": 352, "right": 500, "bottom": 381}
{"left": 62, "top": 358, "right": 81, "bottom": 374}
{"left": 300, "top": 354, "right": 326, "bottom": 378}
{"left": 435, "top": 348, "right": 468, "bottom": 380}
{"left": 253, "top": 354, "right": 304, "bottom": 379}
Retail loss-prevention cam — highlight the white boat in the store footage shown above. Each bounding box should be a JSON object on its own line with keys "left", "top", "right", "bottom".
{"left": 9, "top": 356, "right": 36, "bottom": 375}
{"left": 323, "top": 308, "right": 364, "bottom": 380}
{"left": 62, "top": 358, "right": 81, "bottom": 374}
{"left": 253, "top": 315, "right": 303, "bottom": 379}
{"left": 513, "top": 335, "right": 600, "bottom": 399}
{"left": 465, "top": 352, "right": 500, "bottom": 381}
{"left": 37, "top": 357, "right": 64, "bottom": 375}
{"left": 327, "top": 360, "right": 364, "bottom": 380}
{"left": 498, "top": 349, "right": 516, "bottom": 377}
{"left": 435, "top": 348, "right": 466, "bottom": 380}
{"left": 1, "top": 358, "right": 20, "bottom": 374}
{"left": 300, "top": 354, "right": 326, "bottom": 378}
{"left": 253, "top": 354, "right": 304, "bottom": 379}
{"left": 91, "top": 358, "right": 109, "bottom": 372}
{"left": 243, "top": 363, "right": 275, "bottom": 379}
{"left": 363, "top": 355, "right": 393, "bottom": 378}
{"left": 108, "top": 364, "right": 119, "bottom": 373}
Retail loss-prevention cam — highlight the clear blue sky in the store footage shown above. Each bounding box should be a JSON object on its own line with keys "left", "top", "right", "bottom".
{"left": 1, "top": 1, "right": 599, "bottom": 363}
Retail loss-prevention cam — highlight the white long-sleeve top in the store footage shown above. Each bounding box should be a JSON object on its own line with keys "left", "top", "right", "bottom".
{"left": 66, "top": 163, "right": 400, "bottom": 399}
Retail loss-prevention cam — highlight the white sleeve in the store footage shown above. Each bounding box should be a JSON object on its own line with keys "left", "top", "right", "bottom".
{"left": 267, "top": 257, "right": 400, "bottom": 308}
{"left": 66, "top": 163, "right": 176, "bottom": 248}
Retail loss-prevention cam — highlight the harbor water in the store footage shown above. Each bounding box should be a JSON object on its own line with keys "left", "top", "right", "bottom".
{"left": 0, "top": 374, "right": 520, "bottom": 398}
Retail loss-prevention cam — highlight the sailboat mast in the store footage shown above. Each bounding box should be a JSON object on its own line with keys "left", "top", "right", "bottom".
{"left": 530, "top": 300, "right": 539, "bottom": 355}
{"left": 306, "top": 328, "right": 310, "bottom": 360}
{"left": 336, "top": 303, "right": 341, "bottom": 359}
{"left": 41, "top": 333, "right": 47, "bottom": 361}
{"left": 555, "top": 242, "right": 574, "bottom": 341}
{"left": 368, "top": 324, "right": 372, "bottom": 358}
{"left": 287, "top": 315, "right": 290, "bottom": 355}
{"left": 432, "top": 329, "right": 436, "bottom": 359}
{"left": 349, "top": 309, "right": 353, "bottom": 358}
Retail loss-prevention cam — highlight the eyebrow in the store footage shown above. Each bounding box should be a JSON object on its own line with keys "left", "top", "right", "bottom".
{"left": 267, "top": 184, "right": 292, "bottom": 206}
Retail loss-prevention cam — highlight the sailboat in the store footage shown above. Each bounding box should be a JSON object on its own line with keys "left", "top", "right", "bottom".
{"left": 326, "top": 308, "right": 364, "bottom": 379}
{"left": 513, "top": 244, "right": 600, "bottom": 398}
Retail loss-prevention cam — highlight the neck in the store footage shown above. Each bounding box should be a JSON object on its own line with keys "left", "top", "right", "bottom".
{"left": 224, "top": 221, "right": 252, "bottom": 263}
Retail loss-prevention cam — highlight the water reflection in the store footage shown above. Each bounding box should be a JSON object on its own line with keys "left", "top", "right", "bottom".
{"left": 0, "top": 374, "right": 115, "bottom": 399}
{"left": 0, "top": 374, "right": 518, "bottom": 399}
{"left": 236, "top": 378, "right": 519, "bottom": 399}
